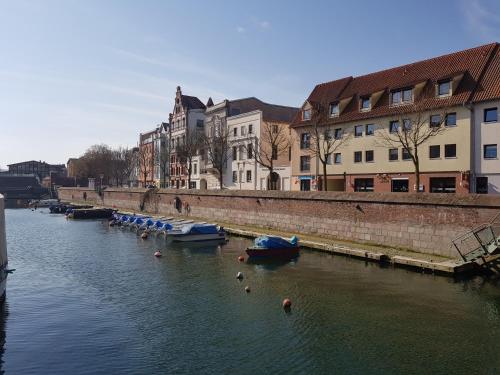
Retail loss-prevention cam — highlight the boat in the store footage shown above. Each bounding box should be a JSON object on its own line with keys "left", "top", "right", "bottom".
{"left": 49, "top": 203, "right": 92, "bottom": 214}
{"left": 0, "top": 195, "right": 9, "bottom": 301}
{"left": 246, "top": 235, "right": 300, "bottom": 259}
{"left": 166, "top": 223, "right": 226, "bottom": 242}
{"left": 29, "top": 199, "right": 59, "bottom": 208}
{"left": 67, "top": 208, "right": 115, "bottom": 219}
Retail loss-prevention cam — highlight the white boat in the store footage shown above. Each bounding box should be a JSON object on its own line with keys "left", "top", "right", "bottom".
{"left": 0, "top": 195, "right": 9, "bottom": 301}
{"left": 166, "top": 223, "right": 226, "bottom": 242}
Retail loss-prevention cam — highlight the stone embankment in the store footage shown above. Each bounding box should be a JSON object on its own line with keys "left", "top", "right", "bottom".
{"left": 58, "top": 187, "right": 500, "bottom": 274}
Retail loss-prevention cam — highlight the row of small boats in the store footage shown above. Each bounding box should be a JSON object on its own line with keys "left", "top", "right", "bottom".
{"left": 110, "top": 214, "right": 227, "bottom": 242}
{"left": 110, "top": 213, "right": 300, "bottom": 258}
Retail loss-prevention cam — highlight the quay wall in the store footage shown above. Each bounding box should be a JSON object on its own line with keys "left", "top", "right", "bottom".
{"left": 57, "top": 187, "right": 500, "bottom": 258}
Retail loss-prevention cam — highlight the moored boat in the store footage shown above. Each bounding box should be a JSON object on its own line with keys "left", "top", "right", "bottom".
{"left": 246, "top": 235, "right": 300, "bottom": 259}
{"left": 166, "top": 223, "right": 226, "bottom": 242}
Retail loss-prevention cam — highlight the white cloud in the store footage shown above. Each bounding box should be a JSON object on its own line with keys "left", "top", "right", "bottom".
{"left": 460, "top": 0, "right": 500, "bottom": 40}
{"left": 259, "top": 20, "right": 270, "bottom": 29}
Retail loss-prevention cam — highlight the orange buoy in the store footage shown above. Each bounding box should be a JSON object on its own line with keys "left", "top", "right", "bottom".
{"left": 141, "top": 232, "right": 148, "bottom": 239}
{"left": 245, "top": 286, "right": 251, "bottom": 293}
{"left": 154, "top": 250, "right": 162, "bottom": 257}
{"left": 282, "top": 298, "right": 292, "bottom": 309}
{"left": 238, "top": 255, "right": 245, "bottom": 262}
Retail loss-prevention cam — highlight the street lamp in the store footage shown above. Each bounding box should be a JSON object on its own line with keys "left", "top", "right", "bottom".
{"left": 99, "top": 174, "right": 104, "bottom": 190}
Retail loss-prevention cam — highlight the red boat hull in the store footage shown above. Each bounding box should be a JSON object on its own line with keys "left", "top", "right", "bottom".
{"left": 246, "top": 247, "right": 300, "bottom": 258}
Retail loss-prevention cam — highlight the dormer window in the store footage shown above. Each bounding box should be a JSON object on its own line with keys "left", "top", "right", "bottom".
{"left": 303, "top": 109, "right": 311, "bottom": 121}
{"left": 329, "top": 102, "right": 339, "bottom": 117}
{"left": 391, "top": 88, "right": 413, "bottom": 105}
{"left": 360, "top": 97, "right": 371, "bottom": 111}
{"left": 437, "top": 80, "right": 451, "bottom": 97}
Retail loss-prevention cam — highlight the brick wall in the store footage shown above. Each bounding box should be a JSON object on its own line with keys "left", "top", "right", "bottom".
{"left": 58, "top": 187, "right": 500, "bottom": 258}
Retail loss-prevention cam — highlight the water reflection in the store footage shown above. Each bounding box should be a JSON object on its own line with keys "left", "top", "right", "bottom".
{"left": 246, "top": 257, "right": 299, "bottom": 270}
{"left": 0, "top": 301, "right": 8, "bottom": 375}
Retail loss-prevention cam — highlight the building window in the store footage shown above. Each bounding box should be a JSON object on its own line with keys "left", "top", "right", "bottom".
{"left": 232, "top": 171, "right": 237, "bottom": 183}
{"left": 233, "top": 146, "right": 238, "bottom": 160}
{"left": 360, "top": 97, "right": 371, "bottom": 110}
{"left": 300, "top": 179, "right": 311, "bottom": 191}
{"left": 391, "top": 88, "right": 413, "bottom": 105}
{"left": 246, "top": 170, "right": 252, "bottom": 182}
{"left": 248, "top": 124, "right": 253, "bottom": 134}
{"left": 300, "top": 133, "right": 310, "bottom": 149}
{"left": 330, "top": 102, "right": 339, "bottom": 117}
{"left": 334, "top": 153, "right": 341, "bottom": 164}
{"left": 365, "top": 150, "right": 374, "bottom": 162}
{"left": 403, "top": 119, "right": 412, "bottom": 131}
{"left": 389, "top": 120, "right": 399, "bottom": 133}
{"left": 444, "top": 144, "right": 456, "bottom": 158}
{"left": 247, "top": 143, "right": 253, "bottom": 159}
{"left": 437, "top": 80, "right": 451, "bottom": 96}
{"left": 334, "top": 128, "right": 343, "bottom": 139}
{"left": 484, "top": 107, "right": 498, "bottom": 123}
{"left": 430, "top": 114, "right": 442, "bottom": 128}
{"left": 429, "top": 145, "right": 440, "bottom": 159}
{"left": 233, "top": 127, "right": 237, "bottom": 136}
{"left": 445, "top": 113, "right": 456, "bottom": 127}
{"left": 476, "top": 177, "right": 488, "bottom": 194}
{"left": 326, "top": 153, "right": 332, "bottom": 165}
{"left": 391, "top": 179, "right": 409, "bottom": 192}
{"left": 193, "top": 164, "right": 197, "bottom": 175}
{"left": 366, "top": 124, "right": 375, "bottom": 136}
{"left": 430, "top": 177, "right": 455, "bottom": 193}
{"left": 231, "top": 108, "right": 241, "bottom": 116}
{"left": 300, "top": 156, "right": 310, "bottom": 171}
{"left": 272, "top": 145, "right": 278, "bottom": 160}
{"left": 354, "top": 178, "right": 374, "bottom": 192}
{"left": 354, "top": 125, "right": 363, "bottom": 137}
{"left": 354, "top": 151, "right": 362, "bottom": 163}
{"left": 303, "top": 109, "right": 311, "bottom": 120}
{"left": 241, "top": 126, "right": 247, "bottom": 136}
{"left": 271, "top": 124, "right": 279, "bottom": 134}
{"left": 402, "top": 148, "right": 411, "bottom": 160}
{"left": 239, "top": 145, "right": 245, "bottom": 160}
{"left": 196, "top": 119, "right": 204, "bottom": 128}
{"left": 288, "top": 147, "right": 291, "bottom": 162}
{"left": 389, "top": 148, "right": 399, "bottom": 161}
{"left": 484, "top": 144, "right": 497, "bottom": 159}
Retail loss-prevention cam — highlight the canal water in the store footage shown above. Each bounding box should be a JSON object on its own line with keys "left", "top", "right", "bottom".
{"left": 1, "top": 209, "right": 499, "bottom": 374}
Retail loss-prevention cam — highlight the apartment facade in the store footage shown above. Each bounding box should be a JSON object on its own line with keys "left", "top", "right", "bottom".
{"left": 471, "top": 44, "right": 500, "bottom": 194}
{"left": 169, "top": 86, "right": 206, "bottom": 189}
{"left": 291, "top": 43, "right": 500, "bottom": 194}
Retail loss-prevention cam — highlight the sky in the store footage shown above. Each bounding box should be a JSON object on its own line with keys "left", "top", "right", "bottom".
{"left": 1, "top": 0, "right": 499, "bottom": 168}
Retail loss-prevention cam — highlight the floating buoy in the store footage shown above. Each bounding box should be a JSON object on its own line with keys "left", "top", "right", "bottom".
{"left": 154, "top": 250, "right": 162, "bottom": 257}
{"left": 236, "top": 272, "right": 243, "bottom": 280}
{"left": 141, "top": 232, "right": 148, "bottom": 239}
{"left": 238, "top": 255, "right": 245, "bottom": 262}
{"left": 245, "top": 286, "right": 251, "bottom": 293}
{"left": 282, "top": 298, "right": 292, "bottom": 309}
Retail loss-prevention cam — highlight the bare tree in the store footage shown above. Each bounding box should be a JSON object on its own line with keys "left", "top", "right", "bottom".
{"left": 376, "top": 104, "right": 447, "bottom": 192}
{"left": 111, "top": 147, "right": 134, "bottom": 187}
{"left": 309, "top": 103, "right": 352, "bottom": 191}
{"left": 136, "top": 145, "right": 153, "bottom": 187}
{"left": 246, "top": 121, "right": 291, "bottom": 190}
{"left": 175, "top": 132, "right": 201, "bottom": 189}
{"left": 201, "top": 117, "right": 231, "bottom": 189}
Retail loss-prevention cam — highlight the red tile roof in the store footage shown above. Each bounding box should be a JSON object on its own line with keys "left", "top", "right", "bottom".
{"left": 291, "top": 43, "right": 499, "bottom": 127}
{"left": 472, "top": 44, "right": 500, "bottom": 103}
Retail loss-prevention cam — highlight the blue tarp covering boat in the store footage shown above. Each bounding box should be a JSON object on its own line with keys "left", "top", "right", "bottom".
{"left": 181, "top": 224, "right": 219, "bottom": 235}
{"left": 254, "top": 235, "right": 298, "bottom": 249}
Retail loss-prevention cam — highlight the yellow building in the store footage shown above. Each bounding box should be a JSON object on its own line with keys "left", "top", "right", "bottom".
{"left": 291, "top": 43, "right": 499, "bottom": 194}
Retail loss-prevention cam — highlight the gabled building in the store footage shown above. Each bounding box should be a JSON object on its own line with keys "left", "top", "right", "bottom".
{"left": 169, "top": 86, "right": 206, "bottom": 189}
{"left": 291, "top": 43, "right": 499, "bottom": 194}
